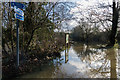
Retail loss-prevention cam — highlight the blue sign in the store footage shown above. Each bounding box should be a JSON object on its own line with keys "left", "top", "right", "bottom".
{"left": 11, "top": 2, "right": 25, "bottom": 10}
{"left": 15, "top": 13, "right": 24, "bottom": 21}
{"left": 14, "top": 6, "right": 24, "bottom": 16}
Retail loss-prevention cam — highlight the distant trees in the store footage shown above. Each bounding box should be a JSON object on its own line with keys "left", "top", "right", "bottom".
{"left": 70, "top": 0, "right": 120, "bottom": 45}
{"left": 69, "top": 1, "right": 112, "bottom": 44}
{"left": 71, "top": 23, "right": 110, "bottom": 44}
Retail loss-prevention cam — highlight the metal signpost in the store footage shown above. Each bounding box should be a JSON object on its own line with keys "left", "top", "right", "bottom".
{"left": 11, "top": 2, "right": 25, "bottom": 67}
{"left": 16, "top": 19, "right": 19, "bottom": 67}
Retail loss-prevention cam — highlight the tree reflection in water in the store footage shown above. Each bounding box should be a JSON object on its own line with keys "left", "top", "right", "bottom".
{"left": 72, "top": 44, "right": 118, "bottom": 78}
{"left": 65, "top": 46, "right": 69, "bottom": 63}
{"left": 19, "top": 44, "right": 119, "bottom": 78}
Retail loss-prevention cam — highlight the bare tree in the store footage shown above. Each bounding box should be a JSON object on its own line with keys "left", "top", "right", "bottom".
{"left": 108, "top": 0, "right": 120, "bottom": 46}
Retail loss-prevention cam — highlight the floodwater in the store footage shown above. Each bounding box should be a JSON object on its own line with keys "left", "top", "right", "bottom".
{"left": 19, "top": 44, "right": 120, "bottom": 78}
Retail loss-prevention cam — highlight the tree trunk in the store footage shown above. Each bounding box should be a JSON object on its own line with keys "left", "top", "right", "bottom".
{"left": 109, "top": 2, "right": 119, "bottom": 46}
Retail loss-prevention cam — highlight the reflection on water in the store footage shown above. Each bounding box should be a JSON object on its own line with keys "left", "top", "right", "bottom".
{"left": 20, "top": 44, "right": 119, "bottom": 78}
{"left": 118, "top": 49, "right": 120, "bottom": 78}
{"left": 65, "top": 47, "right": 69, "bottom": 63}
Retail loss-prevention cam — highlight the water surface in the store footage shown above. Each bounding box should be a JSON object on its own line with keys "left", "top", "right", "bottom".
{"left": 19, "top": 44, "right": 120, "bottom": 78}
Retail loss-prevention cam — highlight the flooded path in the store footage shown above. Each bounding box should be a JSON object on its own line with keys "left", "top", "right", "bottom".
{"left": 19, "top": 44, "right": 120, "bottom": 78}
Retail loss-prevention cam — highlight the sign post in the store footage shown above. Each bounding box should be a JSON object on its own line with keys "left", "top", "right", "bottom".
{"left": 65, "top": 33, "right": 69, "bottom": 47}
{"left": 65, "top": 33, "right": 69, "bottom": 63}
{"left": 16, "top": 20, "right": 19, "bottom": 67}
{"left": 11, "top": 2, "right": 25, "bottom": 67}
{"left": 66, "top": 34, "right": 69, "bottom": 44}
